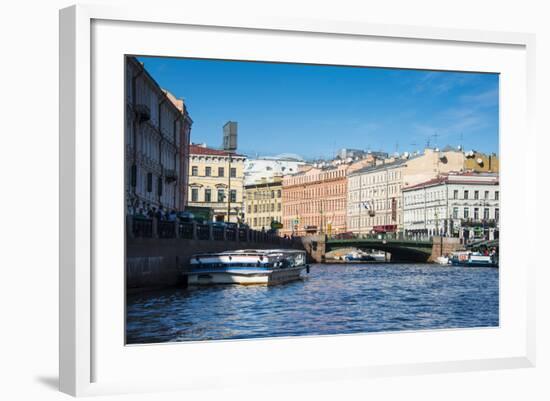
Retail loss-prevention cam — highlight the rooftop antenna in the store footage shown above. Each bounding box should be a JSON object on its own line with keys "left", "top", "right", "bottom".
{"left": 425, "top": 137, "right": 431, "bottom": 148}
{"left": 433, "top": 132, "right": 440, "bottom": 149}
{"left": 459, "top": 132, "right": 464, "bottom": 150}
{"left": 395, "top": 141, "right": 399, "bottom": 154}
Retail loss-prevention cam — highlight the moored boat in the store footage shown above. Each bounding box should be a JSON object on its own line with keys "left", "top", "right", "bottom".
{"left": 343, "top": 251, "right": 375, "bottom": 262}
{"left": 435, "top": 256, "right": 450, "bottom": 265}
{"left": 186, "top": 249, "right": 309, "bottom": 285}
{"left": 449, "top": 251, "right": 498, "bottom": 268}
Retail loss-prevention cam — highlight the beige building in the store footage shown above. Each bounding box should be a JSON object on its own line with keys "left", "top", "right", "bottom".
{"left": 187, "top": 144, "right": 246, "bottom": 222}
{"left": 463, "top": 150, "right": 499, "bottom": 173}
{"left": 347, "top": 148, "right": 466, "bottom": 236}
{"left": 244, "top": 178, "right": 283, "bottom": 231}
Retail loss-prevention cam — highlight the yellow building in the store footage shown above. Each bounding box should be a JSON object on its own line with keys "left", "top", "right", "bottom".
{"left": 244, "top": 178, "right": 283, "bottom": 231}
{"left": 464, "top": 151, "right": 499, "bottom": 173}
{"left": 187, "top": 144, "right": 246, "bottom": 222}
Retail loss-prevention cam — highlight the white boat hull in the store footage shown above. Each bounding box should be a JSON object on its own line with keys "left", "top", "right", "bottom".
{"left": 187, "top": 266, "right": 306, "bottom": 286}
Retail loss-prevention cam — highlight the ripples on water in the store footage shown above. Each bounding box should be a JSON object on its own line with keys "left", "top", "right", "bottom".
{"left": 126, "top": 263, "right": 499, "bottom": 344}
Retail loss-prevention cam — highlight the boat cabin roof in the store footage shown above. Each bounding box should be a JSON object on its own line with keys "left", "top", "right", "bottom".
{"left": 191, "top": 249, "right": 304, "bottom": 259}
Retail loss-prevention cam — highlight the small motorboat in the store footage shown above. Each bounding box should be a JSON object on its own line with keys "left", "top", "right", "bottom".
{"left": 435, "top": 256, "right": 450, "bottom": 265}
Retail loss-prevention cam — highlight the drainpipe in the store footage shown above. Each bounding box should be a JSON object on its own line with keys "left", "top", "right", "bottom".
{"left": 172, "top": 115, "right": 181, "bottom": 210}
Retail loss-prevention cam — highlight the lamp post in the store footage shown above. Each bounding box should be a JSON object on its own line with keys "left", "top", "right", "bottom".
{"left": 227, "top": 154, "right": 232, "bottom": 222}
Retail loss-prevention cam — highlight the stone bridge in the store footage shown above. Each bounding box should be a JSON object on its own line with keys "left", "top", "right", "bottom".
{"left": 325, "top": 236, "right": 462, "bottom": 263}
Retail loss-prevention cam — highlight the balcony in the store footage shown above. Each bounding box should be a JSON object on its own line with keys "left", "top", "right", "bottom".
{"left": 460, "top": 218, "right": 497, "bottom": 228}
{"left": 164, "top": 169, "right": 177, "bottom": 183}
{"left": 134, "top": 104, "right": 151, "bottom": 123}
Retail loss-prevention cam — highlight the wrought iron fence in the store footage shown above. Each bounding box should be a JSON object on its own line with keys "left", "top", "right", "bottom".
{"left": 196, "top": 224, "right": 210, "bottom": 240}
{"left": 158, "top": 221, "right": 176, "bottom": 238}
{"left": 129, "top": 216, "right": 297, "bottom": 247}
{"left": 212, "top": 226, "right": 224, "bottom": 240}
{"left": 226, "top": 227, "right": 236, "bottom": 241}
{"left": 238, "top": 228, "right": 248, "bottom": 242}
{"left": 178, "top": 222, "right": 194, "bottom": 239}
{"left": 132, "top": 217, "right": 152, "bottom": 238}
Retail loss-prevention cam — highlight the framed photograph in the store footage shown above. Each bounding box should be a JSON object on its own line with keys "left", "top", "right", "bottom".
{"left": 60, "top": 4, "right": 536, "bottom": 396}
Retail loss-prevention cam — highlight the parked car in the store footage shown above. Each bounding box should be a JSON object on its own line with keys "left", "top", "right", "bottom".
{"left": 211, "top": 221, "right": 227, "bottom": 228}
{"left": 333, "top": 231, "right": 355, "bottom": 240}
{"left": 176, "top": 211, "right": 195, "bottom": 223}
{"left": 225, "top": 222, "right": 239, "bottom": 230}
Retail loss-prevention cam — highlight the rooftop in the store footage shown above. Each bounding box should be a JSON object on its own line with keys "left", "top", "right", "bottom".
{"left": 349, "top": 158, "right": 408, "bottom": 176}
{"left": 403, "top": 172, "right": 499, "bottom": 191}
{"left": 189, "top": 144, "right": 245, "bottom": 157}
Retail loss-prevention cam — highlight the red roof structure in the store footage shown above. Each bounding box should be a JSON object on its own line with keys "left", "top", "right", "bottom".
{"left": 189, "top": 144, "right": 244, "bottom": 157}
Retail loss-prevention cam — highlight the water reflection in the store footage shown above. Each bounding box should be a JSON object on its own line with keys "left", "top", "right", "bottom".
{"left": 126, "top": 263, "right": 499, "bottom": 344}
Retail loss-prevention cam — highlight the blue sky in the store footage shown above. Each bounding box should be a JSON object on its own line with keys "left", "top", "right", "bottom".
{"left": 137, "top": 56, "right": 499, "bottom": 160}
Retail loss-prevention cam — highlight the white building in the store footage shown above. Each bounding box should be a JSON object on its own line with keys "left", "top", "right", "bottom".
{"left": 347, "top": 159, "right": 407, "bottom": 236}
{"left": 402, "top": 172, "right": 500, "bottom": 240}
{"left": 125, "top": 56, "right": 192, "bottom": 214}
{"left": 244, "top": 154, "right": 306, "bottom": 186}
{"left": 347, "top": 148, "right": 466, "bottom": 236}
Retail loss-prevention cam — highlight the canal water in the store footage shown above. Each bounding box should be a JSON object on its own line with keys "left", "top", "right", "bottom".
{"left": 126, "top": 263, "right": 499, "bottom": 344}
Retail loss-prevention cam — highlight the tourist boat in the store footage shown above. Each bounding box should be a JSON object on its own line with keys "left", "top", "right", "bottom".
{"left": 186, "top": 249, "right": 309, "bottom": 285}
{"left": 449, "top": 251, "right": 498, "bottom": 268}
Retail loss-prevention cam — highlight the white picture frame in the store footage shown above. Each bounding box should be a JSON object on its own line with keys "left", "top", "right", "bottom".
{"left": 59, "top": 4, "right": 536, "bottom": 397}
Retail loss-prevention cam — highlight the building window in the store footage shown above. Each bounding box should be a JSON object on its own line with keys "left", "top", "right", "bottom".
{"left": 474, "top": 190, "right": 479, "bottom": 200}
{"left": 191, "top": 188, "right": 198, "bottom": 202}
{"left": 247, "top": 205, "right": 251, "bottom": 214}
{"left": 218, "top": 167, "right": 224, "bottom": 177}
{"left": 271, "top": 203, "right": 275, "bottom": 212}
{"left": 464, "top": 190, "right": 469, "bottom": 200}
{"left": 464, "top": 207, "right": 469, "bottom": 219}
{"left": 277, "top": 203, "right": 281, "bottom": 211}
{"left": 147, "top": 172, "right": 153, "bottom": 193}
{"left": 204, "top": 188, "right": 211, "bottom": 202}
{"left": 191, "top": 166, "right": 198, "bottom": 176}
{"left": 230, "top": 190, "right": 237, "bottom": 203}
{"left": 271, "top": 190, "right": 275, "bottom": 199}
{"left": 254, "top": 205, "right": 258, "bottom": 213}
{"left": 495, "top": 208, "right": 500, "bottom": 222}
{"left": 230, "top": 167, "right": 237, "bottom": 178}
{"left": 453, "top": 207, "right": 459, "bottom": 219}
{"left": 253, "top": 218, "right": 257, "bottom": 226}
{"left": 277, "top": 190, "right": 281, "bottom": 198}
{"left": 217, "top": 189, "right": 224, "bottom": 202}
{"left": 484, "top": 208, "right": 490, "bottom": 220}
{"left": 474, "top": 207, "right": 479, "bottom": 220}
{"left": 495, "top": 191, "right": 499, "bottom": 200}
{"left": 484, "top": 190, "right": 489, "bottom": 200}
{"left": 205, "top": 167, "right": 211, "bottom": 177}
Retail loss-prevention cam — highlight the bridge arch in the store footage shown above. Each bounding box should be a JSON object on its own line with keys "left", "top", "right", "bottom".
{"left": 326, "top": 239, "right": 433, "bottom": 263}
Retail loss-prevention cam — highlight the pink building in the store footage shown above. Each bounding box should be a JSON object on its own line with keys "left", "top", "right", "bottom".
{"left": 281, "top": 160, "right": 370, "bottom": 236}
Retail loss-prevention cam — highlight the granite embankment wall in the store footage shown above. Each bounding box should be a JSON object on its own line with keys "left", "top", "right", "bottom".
{"left": 429, "top": 236, "right": 462, "bottom": 262}
{"left": 126, "top": 217, "right": 305, "bottom": 290}
{"left": 127, "top": 237, "right": 303, "bottom": 290}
